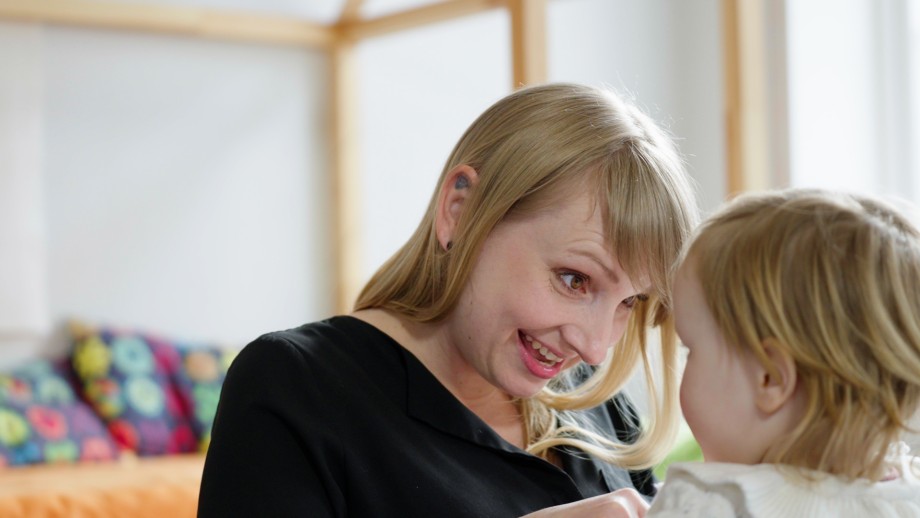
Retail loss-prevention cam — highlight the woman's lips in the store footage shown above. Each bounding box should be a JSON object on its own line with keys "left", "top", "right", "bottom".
{"left": 517, "top": 331, "right": 563, "bottom": 379}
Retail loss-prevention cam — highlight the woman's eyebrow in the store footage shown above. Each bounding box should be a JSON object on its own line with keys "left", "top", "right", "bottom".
{"left": 570, "top": 249, "right": 620, "bottom": 284}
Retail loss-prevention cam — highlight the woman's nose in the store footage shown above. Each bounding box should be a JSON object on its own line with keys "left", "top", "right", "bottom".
{"left": 561, "top": 306, "right": 627, "bottom": 366}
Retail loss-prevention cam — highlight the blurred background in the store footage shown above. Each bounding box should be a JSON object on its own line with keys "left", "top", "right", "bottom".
{"left": 0, "top": 0, "right": 918, "bottom": 368}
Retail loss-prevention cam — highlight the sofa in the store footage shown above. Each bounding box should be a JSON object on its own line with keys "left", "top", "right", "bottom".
{"left": 0, "top": 322, "right": 237, "bottom": 517}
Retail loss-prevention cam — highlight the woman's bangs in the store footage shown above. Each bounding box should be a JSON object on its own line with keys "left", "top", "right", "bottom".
{"left": 599, "top": 151, "right": 682, "bottom": 307}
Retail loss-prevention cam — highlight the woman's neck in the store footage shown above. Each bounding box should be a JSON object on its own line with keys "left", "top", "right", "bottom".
{"left": 352, "top": 308, "right": 526, "bottom": 449}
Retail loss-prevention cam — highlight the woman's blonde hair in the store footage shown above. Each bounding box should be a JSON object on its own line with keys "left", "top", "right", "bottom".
{"left": 356, "top": 83, "right": 698, "bottom": 469}
{"left": 684, "top": 189, "right": 920, "bottom": 480}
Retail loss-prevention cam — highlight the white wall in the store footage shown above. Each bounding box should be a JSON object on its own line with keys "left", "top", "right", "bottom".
{"left": 548, "top": 0, "right": 725, "bottom": 215}
{"left": 0, "top": 21, "right": 332, "bottom": 365}
{"left": 787, "top": 0, "right": 878, "bottom": 194}
{"left": 357, "top": 10, "right": 512, "bottom": 280}
{"left": 786, "top": 0, "right": 920, "bottom": 209}
{"left": 912, "top": 0, "right": 920, "bottom": 205}
{"left": 0, "top": 23, "right": 48, "bottom": 362}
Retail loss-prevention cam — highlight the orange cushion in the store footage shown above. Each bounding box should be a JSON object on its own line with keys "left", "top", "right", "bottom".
{"left": 0, "top": 454, "right": 204, "bottom": 518}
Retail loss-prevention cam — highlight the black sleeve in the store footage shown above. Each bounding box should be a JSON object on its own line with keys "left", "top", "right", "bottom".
{"left": 606, "top": 393, "right": 658, "bottom": 498}
{"left": 198, "top": 334, "right": 345, "bottom": 517}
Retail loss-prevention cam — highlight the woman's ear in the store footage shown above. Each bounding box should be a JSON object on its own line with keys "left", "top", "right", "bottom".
{"left": 754, "top": 338, "right": 799, "bottom": 415}
{"left": 435, "top": 164, "right": 479, "bottom": 251}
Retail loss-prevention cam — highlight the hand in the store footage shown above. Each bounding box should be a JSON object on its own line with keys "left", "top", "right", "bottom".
{"left": 520, "top": 488, "right": 649, "bottom": 518}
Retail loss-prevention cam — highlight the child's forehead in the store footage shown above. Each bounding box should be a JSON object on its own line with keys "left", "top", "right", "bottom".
{"left": 675, "top": 252, "right": 702, "bottom": 283}
{"left": 672, "top": 261, "right": 708, "bottom": 321}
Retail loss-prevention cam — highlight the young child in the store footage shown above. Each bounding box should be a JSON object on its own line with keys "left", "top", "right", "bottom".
{"left": 642, "top": 188, "right": 920, "bottom": 516}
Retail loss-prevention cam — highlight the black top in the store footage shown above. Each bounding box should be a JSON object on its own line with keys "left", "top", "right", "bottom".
{"left": 198, "top": 316, "right": 655, "bottom": 517}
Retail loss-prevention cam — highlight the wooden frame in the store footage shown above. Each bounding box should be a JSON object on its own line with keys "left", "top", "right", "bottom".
{"left": 329, "top": 36, "right": 362, "bottom": 317}
{"left": 720, "top": 0, "right": 787, "bottom": 195}
{"left": 508, "top": 0, "right": 547, "bottom": 87}
{"left": 0, "top": 0, "right": 334, "bottom": 47}
{"left": 0, "top": 0, "right": 548, "bottom": 313}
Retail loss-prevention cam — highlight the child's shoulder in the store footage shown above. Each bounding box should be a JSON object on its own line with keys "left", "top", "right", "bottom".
{"left": 650, "top": 460, "right": 920, "bottom": 517}
{"left": 888, "top": 441, "right": 920, "bottom": 483}
{"left": 661, "top": 461, "right": 786, "bottom": 494}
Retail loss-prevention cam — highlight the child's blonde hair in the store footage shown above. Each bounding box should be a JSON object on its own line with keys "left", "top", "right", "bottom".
{"left": 684, "top": 189, "right": 920, "bottom": 480}
{"left": 356, "top": 83, "right": 699, "bottom": 469}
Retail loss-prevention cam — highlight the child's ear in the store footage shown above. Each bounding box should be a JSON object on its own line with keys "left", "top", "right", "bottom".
{"left": 435, "top": 164, "right": 479, "bottom": 251}
{"left": 754, "top": 338, "right": 799, "bottom": 415}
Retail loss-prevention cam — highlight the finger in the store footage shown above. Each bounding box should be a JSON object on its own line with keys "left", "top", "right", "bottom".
{"left": 606, "top": 489, "right": 649, "bottom": 518}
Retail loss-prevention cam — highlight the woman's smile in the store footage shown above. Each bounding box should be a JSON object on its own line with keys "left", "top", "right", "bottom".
{"left": 518, "top": 331, "right": 565, "bottom": 379}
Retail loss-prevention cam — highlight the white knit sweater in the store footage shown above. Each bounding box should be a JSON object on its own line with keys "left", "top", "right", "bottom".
{"left": 648, "top": 443, "right": 920, "bottom": 517}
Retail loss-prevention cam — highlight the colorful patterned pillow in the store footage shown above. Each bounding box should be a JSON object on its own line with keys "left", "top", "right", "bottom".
{"left": 70, "top": 323, "right": 198, "bottom": 456}
{"left": 0, "top": 359, "right": 118, "bottom": 467}
{"left": 172, "top": 346, "right": 237, "bottom": 452}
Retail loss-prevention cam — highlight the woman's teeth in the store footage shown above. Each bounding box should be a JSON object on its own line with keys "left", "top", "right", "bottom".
{"left": 523, "top": 334, "right": 563, "bottom": 365}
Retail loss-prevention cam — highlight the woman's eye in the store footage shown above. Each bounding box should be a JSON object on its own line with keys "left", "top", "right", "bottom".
{"left": 621, "top": 294, "right": 649, "bottom": 309}
{"left": 559, "top": 272, "right": 588, "bottom": 292}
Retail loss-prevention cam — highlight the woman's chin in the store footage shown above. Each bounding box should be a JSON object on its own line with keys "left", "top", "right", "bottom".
{"left": 503, "top": 378, "right": 551, "bottom": 400}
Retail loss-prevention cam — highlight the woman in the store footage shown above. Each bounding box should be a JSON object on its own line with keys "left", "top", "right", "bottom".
{"left": 198, "top": 83, "right": 698, "bottom": 517}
